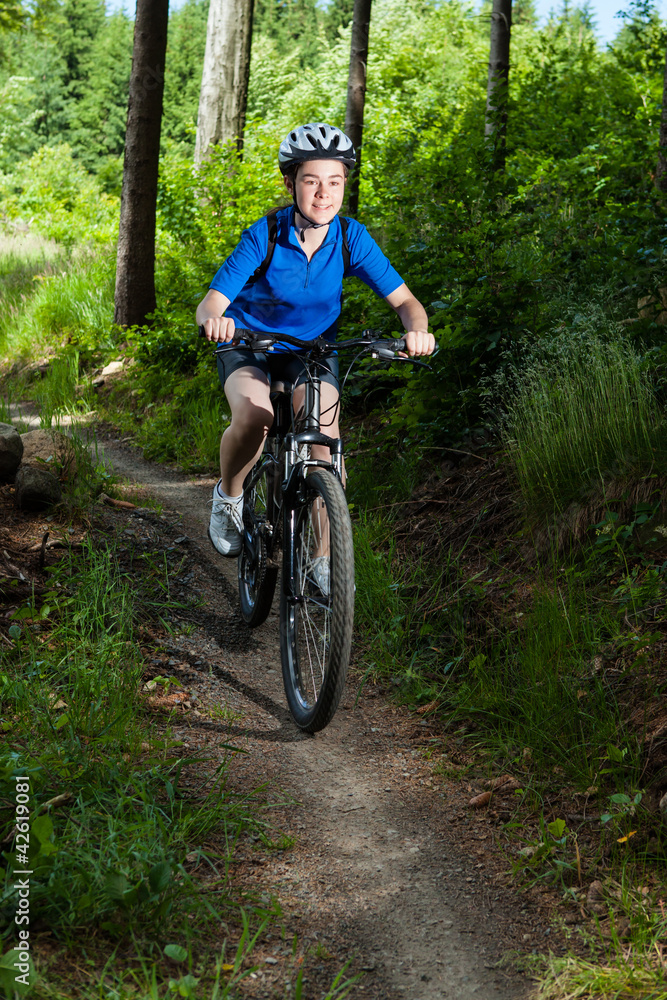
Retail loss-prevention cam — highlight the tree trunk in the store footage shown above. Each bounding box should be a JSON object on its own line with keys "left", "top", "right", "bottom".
{"left": 114, "top": 0, "right": 169, "bottom": 329}
{"left": 656, "top": 42, "right": 667, "bottom": 191}
{"left": 194, "top": 0, "right": 254, "bottom": 165}
{"left": 485, "top": 0, "right": 512, "bottom": 173}
{"left": 344, "top": 0, "right": 372, "bottom": 218}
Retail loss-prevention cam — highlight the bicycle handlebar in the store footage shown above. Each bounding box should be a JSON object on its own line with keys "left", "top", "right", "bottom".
{"left": 198, "top": 325, "right": 412, "bottom": 360}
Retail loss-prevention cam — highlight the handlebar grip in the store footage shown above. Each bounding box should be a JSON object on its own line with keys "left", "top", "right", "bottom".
{"left": 371, "top": 337, "right": 406, "bottom": 358}
{"left": 198, "top": 323, "right": 249, "bottom": 344}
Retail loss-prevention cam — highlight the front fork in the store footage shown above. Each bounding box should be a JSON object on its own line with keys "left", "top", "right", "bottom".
{"left": 281, "top": 430, "right": 344, "bottom": 601}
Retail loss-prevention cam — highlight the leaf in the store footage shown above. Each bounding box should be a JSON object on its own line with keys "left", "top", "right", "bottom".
{"left": 617, "top": 831, "right": 637, "bottom": 843}
{"left": 121, "top": 886, "right": 139, "bottom": 907}
{"left": 104, "top": 872, "right": 129, "bottom": 902}
{"left": 164, "top": 943, "right": 188, "bottom": 963}
{"left": 0, "top": 947, "right": 37, "bottom": 994}
{"left": 54, "top": 713, "right": 70, "bottom": 730}
{"left": 547, "top": 818, "right": 567, "bottom": 839}
{"left": 7, "top": 624, "right": 21, "bottom": 639}
{"left": 149, "top": 861, "right": 172, "bottom": 894}
{"left": 31, "top": 814, "right": 53, "bottom": 845}
{"left": 178, "top": 975, "right": 199, "bottom": 997}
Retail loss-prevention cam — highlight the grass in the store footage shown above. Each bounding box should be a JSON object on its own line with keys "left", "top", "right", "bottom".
{"left": 0, "top": 538, "right": 280, "bottom": 996}
{"left": 97, "top": 363, "right": 229, "bottom": 473}
{"left": 353, "top": 509, "right": 645, "bottom": 786}
{"left": 0, "top": 235, "right": 60, "bottom": 351}
{"left": 0, "top": 240, "right": 118, "bottom": 375}
{"left": 31, "top": 351, "right": 96, "bottom": 428}
{"left": 501, "top": 333, "right": 667, "bottom": 524}
{"left": 533, "top": 878, "right": 667, "bottom": 1000}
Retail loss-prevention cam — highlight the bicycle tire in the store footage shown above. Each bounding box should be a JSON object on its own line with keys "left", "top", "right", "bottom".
{"left": 238, "top": 455, "right": 279, "bottom": 628}
{"left": 280, "top": 468, "right": 355, "bottom": 732}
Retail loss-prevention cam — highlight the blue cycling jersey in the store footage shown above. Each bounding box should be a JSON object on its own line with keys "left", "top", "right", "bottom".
{"left": 209, "top": 206, "right": 404, "bottom": 343}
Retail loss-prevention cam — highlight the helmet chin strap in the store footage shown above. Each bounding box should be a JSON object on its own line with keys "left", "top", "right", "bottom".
{"left": 292, "top": 192, "right": 328, "bottom": 242}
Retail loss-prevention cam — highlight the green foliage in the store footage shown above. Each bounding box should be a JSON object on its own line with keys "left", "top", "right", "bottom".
{"left": 0, "top": 75, "right": 41, "bottom": 170}
{"left": 0, "top": 144, "right": 118, "bottom": 245}
{"left": 254, "top": 0, "right": 322, "bottom": 67}
{"left": 500, "top": 332, "right": 667, "bottom": 521}
{"left": 67, "top": 11, "right": 132, "bottom": 173}
{"left": 161, "top": 0, "right": 208, "bottom": 146}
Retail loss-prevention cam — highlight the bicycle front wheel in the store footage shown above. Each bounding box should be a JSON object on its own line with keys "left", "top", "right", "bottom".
{"left": 280, "top": 469, "right": 355, "bottom": 732}
{"left": 238, "top": 455, "right": 279, "bottom": 628}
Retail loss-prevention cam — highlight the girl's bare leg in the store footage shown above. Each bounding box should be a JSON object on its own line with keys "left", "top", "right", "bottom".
{"left": 291, "top": 381, "right": 343, "bottom": 559}
{"left": 220, "top": 368, "right": 274, "bottom": 496}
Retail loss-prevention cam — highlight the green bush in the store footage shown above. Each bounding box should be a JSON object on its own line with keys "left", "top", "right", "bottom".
{"left": 0, "top": 145, "right": 118, "bottom": 247}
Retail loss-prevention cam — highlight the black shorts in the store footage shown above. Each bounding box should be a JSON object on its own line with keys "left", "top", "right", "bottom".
{"left": 216, "top": 348, "right": 339, "bottom": 392}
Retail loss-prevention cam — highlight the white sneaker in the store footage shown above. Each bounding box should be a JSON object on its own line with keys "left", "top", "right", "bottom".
{"left": 208, "top": 482, "right": 243, "bottom": 557}
{"left": 310, "top": 556, "right": 330, "bottom": 597}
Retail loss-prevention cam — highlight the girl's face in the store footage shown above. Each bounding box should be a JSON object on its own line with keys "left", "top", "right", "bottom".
{"left": 285, "top": 159, "right": 347, "bottom": 224}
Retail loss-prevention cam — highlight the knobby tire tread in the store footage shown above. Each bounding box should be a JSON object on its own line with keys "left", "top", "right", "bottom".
{"left": 280, "top": 469, "right": 354, "bottom": 733}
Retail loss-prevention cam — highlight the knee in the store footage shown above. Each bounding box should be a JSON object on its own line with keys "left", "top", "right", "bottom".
{"left": 231, "top": 399, "right": 274, "bottom": 439}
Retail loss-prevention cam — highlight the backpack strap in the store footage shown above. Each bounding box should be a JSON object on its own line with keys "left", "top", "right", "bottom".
{"left": 246, "top": 209, "right": 279, "bottom": 286}
{"left": 339, "top": 215, "right": 351, "bottom": 276}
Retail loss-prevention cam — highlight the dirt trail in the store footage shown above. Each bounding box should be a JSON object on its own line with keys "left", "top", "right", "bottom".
{"left": 84, "top": 425, "right": 542, "bottom": 998}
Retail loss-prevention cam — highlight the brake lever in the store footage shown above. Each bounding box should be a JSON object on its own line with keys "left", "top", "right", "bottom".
{"left": 372, "top": 348, "right": 430, "bottom": 368}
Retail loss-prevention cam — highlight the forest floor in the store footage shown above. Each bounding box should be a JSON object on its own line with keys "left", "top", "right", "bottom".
{"left": 0, "top": 407, "right": 573, "bottom": 999}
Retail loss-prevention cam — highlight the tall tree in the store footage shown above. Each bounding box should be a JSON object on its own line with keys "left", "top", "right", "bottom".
{"left": 485, "top": 0, "right": 512, "bottom": 173}
{"left": 253, "top": 0, "right": 320, "bottom": 66}
{"left": 324, "top": 0, "right": 355, "bottom": 36}
{"left": 194, "top": 0, "right": 254, "bottom": 165}
{"left": 162, "top": 0, "right": 208, "bottom": 145}
{"left": 344, "top": 0, "right": 371, "bottom": 218}
{"left": 114, "top": 0, "right": 169, "bottom": 328}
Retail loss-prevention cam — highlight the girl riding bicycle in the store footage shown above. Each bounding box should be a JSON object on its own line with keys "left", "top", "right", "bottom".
{"left": 196, "top": 123, "right": 435, "bottom": 569}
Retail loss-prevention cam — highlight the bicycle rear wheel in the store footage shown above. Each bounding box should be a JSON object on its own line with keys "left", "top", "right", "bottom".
{"left": 280, "top": 469, "right": 354, "bottom": 732}
{"left": 238, "top": 454, "right": 279, "bottom": 628}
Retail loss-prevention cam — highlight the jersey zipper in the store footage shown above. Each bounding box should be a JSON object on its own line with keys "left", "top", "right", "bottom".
{"left": 303, "top": 240, "right": 327, "bottom": 289}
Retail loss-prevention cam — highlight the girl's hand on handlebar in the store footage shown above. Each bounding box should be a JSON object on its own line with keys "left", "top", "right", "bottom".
{"left": 201, "top": 316, "right": 236, "bottom": 343}
{"left": 402, "top": 330, "right": 435, "bottom": 358}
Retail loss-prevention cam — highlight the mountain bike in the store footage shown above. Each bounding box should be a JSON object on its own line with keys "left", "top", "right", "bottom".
{"left": 212, "top": 329, "right": 415, "bottom": 733}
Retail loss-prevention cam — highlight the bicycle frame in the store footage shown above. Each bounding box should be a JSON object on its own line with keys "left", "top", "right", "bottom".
{"left": 242, "top": 373, "right": 344, "bottom": 603}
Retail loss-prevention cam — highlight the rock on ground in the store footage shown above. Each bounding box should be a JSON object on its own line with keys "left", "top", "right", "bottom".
{"left": 14, "top": 466, "right": 63, "bottom": 509}
{"left": 20, "top": 428, "right": 77, "bottom": 477}
{"left": 0, "top": 423, "right": 24, "bottom": 480}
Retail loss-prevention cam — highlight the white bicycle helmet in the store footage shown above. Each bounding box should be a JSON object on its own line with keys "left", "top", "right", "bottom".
{"left": 279, "top": 123, "right": 356, "bottom": 175}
